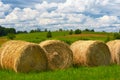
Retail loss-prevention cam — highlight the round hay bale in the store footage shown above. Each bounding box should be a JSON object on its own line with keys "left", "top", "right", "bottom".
{"left": 107, "top": 40, "right": 120, "bottom": 64}
{"left": 0, "top": 48, "right": 2, "bottom": 69}
{"left": 0, "top": 40, "right": 47, "bottom": 73}
{"left": 70, "top": 40, "right": 111, "bottom": 66}
{"left": 39, "top": 40, "right": 73, "bottom": 70}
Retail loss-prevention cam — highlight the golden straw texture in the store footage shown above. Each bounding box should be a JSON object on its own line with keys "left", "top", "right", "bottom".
{"left": 107, "top": 40, "right": 120, "bottom": 64}
{"left": 70, "top": 40, "right": 111, "bottom": 66}
{"left": 0, "top": 40, "right": 47, "bottom": 73}
{"left": 39, "top": 40, "right": 73, "bottom": 70}
{"left": 0, "top": 48, "right": 2, "bottom": 69}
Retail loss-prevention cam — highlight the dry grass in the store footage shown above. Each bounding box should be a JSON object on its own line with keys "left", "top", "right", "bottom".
{"left": 0, "top": 37, "right": 8, "bottom": 46}
{"left": 107, "top": 40, "right": 120, "bottom": 65}
{"left": 0, "top": 40, "right": 47, "bottom": 73}
{"left": 39, "top": 40, "right": 73, "bottom": 70}
{"left": 70, "top": 40, "right": 111, "bottom": 66}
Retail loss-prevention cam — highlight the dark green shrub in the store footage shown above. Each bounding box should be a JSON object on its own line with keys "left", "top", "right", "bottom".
{"left": 113, "top": 33, "right": 120, "bottom": 39}
{"left": 75, "top": 29, "right": 81, "bottom": 34}
{"left": 69, "top": 29, "right": 73, "bottom": 35}
{"left": 46, "top": 31, "right": 52, "bottom": 38}
{"left": 7, "top": 33, "right": 16, "bottom": 40}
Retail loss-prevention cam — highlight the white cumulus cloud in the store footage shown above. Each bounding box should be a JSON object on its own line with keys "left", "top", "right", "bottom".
{"left": 0, "top": 1, "right": 11, "bottom": 18}
{"left": 0, "top": 0, "right": 120, "bottom": 32}
{"left": 97, "top": 15, "right": 119, "bottom": 24}
{"left": 6, "top": 8, "right": 39, "bottom": 22}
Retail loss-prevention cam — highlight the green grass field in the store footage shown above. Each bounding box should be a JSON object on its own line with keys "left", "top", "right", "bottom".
{"left": 15, "top": 31, "right": 114, "bottom": 44}
{"left": 0, "top": 65, "right": 119, "bottom": 80}
{"left": 0, "top": 31, "right": 114, "bottom": 46}
{"left": 0, "top": 31, "right": 118, "bottom": 80}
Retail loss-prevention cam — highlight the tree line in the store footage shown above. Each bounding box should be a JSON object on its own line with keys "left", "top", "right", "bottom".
{"left": 0, "top": 25, "right": 95, "bottom": 37}
{"left": 0, "top": 26, "right": 16, "bottom": 37}
{"left": 1, "top": 25, "right": 120, "bottom": 41}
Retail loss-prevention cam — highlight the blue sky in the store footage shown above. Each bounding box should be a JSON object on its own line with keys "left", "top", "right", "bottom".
{"left": 0, "top": 0, "right": 120, "bottom": 32}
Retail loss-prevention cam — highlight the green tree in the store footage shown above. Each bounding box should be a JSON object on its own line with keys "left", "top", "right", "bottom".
{"left": 46, "top": 31, "right": 52, "bottom": 38}
{"left": 6, "top": 28, "right": 16, "bottom": 34}
{"left": 84, "top": 28, "right": 89, "bottom": 32}
{"left": 30, "top": 30, "right": 35, "bottom": 33}
{"left": 113, "top": 33, "right": 120, "bottom": 39}
{"left": 91, "top": 29, "right": 94, "bottom": 32}
{"left": 0, "top": 26, "right": 16, "bottom": 36}
{"left": 75, "top": 29, "right": 81, "bottom": 34}
{"left": 59, "top": 28, "right": 63, "bottom": 32}
{"left": 7, "top": 33, "right": 16, "bottom": 40}
{"left": 69, "top": 29, "right": 73, "bottom": 35}
{"left": 17, "top": 31, "right": 27, "bottom": 34}
{"left": 45, "top": 29, "right": 48, "bottom": 32}
{"left": 119, "top": 30, "right": 120, "bottom": 33}
{"left": 84, "top": 28, "right": 94, "bottom": 32}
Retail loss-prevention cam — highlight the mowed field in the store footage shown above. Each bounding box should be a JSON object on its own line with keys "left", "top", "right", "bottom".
{"left": 0, "top": 31, "right": 119, "bottom": 80}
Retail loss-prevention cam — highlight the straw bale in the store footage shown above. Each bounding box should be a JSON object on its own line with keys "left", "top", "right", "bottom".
{"left": 39, "top": 40, "right": 73, "bottom": 70}
{"left": 0, "top": 40, "right": 47, "bottom": 73}
{"left": 70, "top": 40, "right": 111, "bottom": 66}
{"left": 0, "top": 48, "right": 2, "bottom": 69}
{"left": 107, "top": 40, "right": 120, "bottom": 64}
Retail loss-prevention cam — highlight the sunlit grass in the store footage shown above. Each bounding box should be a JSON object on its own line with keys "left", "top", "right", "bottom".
{"left": 0, "top": 65, "right": 119, "bottom": 80}
{"left": 14, "top": 31, "right": 114, "bottom": 44}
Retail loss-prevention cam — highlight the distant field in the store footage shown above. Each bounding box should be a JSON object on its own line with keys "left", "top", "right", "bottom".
{"left": 0, "top": 31, "right": 114, "bottom": 46}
